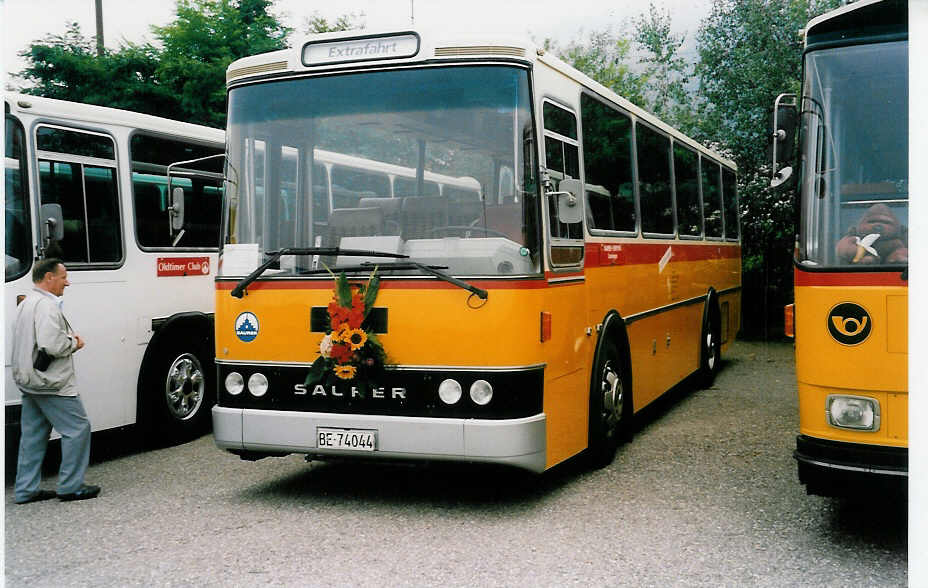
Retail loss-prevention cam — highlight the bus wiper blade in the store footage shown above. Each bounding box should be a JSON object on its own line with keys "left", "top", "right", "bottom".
{"left": 229, "top": 247, "right": 409, "bottom": 298}
{"left": 352, "top": 261, "right": 487, "bottom": 300}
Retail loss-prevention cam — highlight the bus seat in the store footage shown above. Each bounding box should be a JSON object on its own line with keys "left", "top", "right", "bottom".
{"left": 481, "top": 205, "right": 523, "bottom": 243}
{"left": 359, "top": 197, "right": 402, "bottom": 235}
{"left": 448, "top": 199, "right": 484, "bottom": 228}
{"left": 322, "top": 206, "right": 384, "bottom": 266}
{"left": 400, "top": 197, "right": 448, "bottom": 240}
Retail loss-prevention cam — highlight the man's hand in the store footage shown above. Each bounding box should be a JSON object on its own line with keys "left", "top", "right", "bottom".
{"left": 74, "top": 334, "right": 85, "bottom": 351}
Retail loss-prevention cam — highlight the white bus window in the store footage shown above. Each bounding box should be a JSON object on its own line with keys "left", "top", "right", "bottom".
{"left": 36, "top": 126, "right": 121, "bottom": 264}
{"left": 130, "top": 134, "right": 224, "bottom": 249}
{"left": 5, "top": 115, "right": 31, "bottom": 281}
{"left": 543, "top": 102, "right": 582, "bottom": 241}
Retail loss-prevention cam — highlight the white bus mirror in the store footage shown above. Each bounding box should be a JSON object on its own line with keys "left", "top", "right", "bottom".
{"left": 555, "top": 178, "right": 583, "bottom": 225}
{"left": 40, "top": 203, "right": 64, "bottom": 242}
{"left": 169, "top": 187, "right": 185, "bottom": 231}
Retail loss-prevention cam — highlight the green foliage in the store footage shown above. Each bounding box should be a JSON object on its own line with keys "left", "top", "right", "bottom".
{"left": 303, "top": 11, "right": 365, "bottom": 34}
{"left": 633, "top": 3, "right": 693, "bottom": 130}
{"left": 545, "top": 29, "right": 648, "bottom": 108}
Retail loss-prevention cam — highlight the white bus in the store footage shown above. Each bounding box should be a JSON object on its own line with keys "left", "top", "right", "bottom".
{"left": 4, "top": 93, "right": 225, "bottom": 445}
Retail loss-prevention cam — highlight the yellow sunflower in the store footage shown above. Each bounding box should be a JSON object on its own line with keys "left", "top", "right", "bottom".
{"left": 345, "top": 328, "right": 368, "bottom": 351}
{"left": 331, "top": 322, "right": 352, "bottom": 343}
{"left": 333, "top": 364, "right": 357, "bottom": 380}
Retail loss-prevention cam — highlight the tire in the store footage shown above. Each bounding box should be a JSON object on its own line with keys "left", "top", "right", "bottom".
{"left": 144, "top": 337, "right": 214, "bottom": 445}
{"left": 588, "top": 338, "right": 632, "bottom": 469}
{"left": 699, "top": 302, "right": 721, "bottom": 387}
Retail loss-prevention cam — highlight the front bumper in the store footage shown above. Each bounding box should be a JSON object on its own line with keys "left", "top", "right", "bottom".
{"left": 794, "top": 435, "right": 907, "bottom": 496}
{"left": 213, "top": 406, "right": 547, "bottom": 472}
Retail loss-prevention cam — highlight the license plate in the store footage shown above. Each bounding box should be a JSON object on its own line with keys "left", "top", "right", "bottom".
{"left": 317, "top": 427, "right": 377, "bottom": 452}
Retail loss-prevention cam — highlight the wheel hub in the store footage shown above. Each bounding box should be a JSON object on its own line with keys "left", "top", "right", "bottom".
{"left": 601, "top": 361, "right": 624, "bottom": 425}
{"left": 165, "top": 353, "right": 205, "bottom": 420}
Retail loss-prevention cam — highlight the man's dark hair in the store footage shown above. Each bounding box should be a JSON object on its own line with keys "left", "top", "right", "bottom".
{"left": 32, "top": 258, "right": 63, "bottom": 283}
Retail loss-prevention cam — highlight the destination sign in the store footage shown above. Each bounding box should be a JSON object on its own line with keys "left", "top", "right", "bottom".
{"left": 302, "top": 33, "right": 419, "bottom": 66}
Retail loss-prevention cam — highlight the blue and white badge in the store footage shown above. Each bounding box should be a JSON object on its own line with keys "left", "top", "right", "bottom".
{"left": 235, "top": 312, "right": 259, "bottom": 342}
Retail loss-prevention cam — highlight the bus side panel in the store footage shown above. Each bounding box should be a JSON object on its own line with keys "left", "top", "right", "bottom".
{"left": 795, "top": 284, "right": 907, "bottom": 448}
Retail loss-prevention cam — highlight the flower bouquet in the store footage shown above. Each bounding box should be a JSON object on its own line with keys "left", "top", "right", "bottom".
{"left": 304, "top": 269, "right": 386, "bottom": 395}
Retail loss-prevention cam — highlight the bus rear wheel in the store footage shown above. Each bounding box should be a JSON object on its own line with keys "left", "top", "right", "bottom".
{"left": 699, "top": 303, "right": 721, "bottom": 387}
{"left": 588, "top": 339, "right": 631, "bottom": 468}
{"left": 144, "top": 339, "right": 214, "bottom": 445}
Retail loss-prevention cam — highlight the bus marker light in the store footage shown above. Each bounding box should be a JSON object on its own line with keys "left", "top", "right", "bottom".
{"left": 438, "top": 379, "right": 462, "bottom": 405}
{"left": 540, "top": 312, "right": 552, "bottom": 342}
{"left": 826, "top": 395, "right": 879, "bottom": 431}
{"left": 784, "top": 304, "right": 794, "bottom": 338}
{"left": 225, "top": 372, "right": 244, "bottom": 396}
{"left": 248, "top": 373, "right": 269, "bottom": 397}
{"left": 470, "top": 380, "right": 493, "bottom": 406}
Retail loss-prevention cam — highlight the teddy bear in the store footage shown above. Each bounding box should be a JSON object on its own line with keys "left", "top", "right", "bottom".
{"left": 835, "top": 203, "right": 908, "bottom": 264}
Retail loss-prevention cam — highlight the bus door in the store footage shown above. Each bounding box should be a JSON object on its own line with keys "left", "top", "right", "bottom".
{"left": 33, "top": 124, "right": 134, "bottom": 430}
{"left": 4, "top": 111, "right": 36, "bottom": 417}
{"left": 541, "top": 99, "right": 591, "bottom": 464}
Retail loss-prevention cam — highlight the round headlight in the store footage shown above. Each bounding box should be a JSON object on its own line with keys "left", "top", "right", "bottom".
{"left": 470, "top": 379, "right": 493, "bottom": 406}
{"left": 225, "top": 372, "right": 244, "bottom": 396}
{"left": 438, "top": 378, "right": 462, "bottom": 405}
{"left": 248, "top": 372, "right": 269, "bottom": 397}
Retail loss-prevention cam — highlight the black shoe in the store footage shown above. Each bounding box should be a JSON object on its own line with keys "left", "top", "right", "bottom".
{"left": 57, "top": 484, "right": 101, "bottom": 502}
{"left": 15, "top": 489, "right": 57, "bottom": 504}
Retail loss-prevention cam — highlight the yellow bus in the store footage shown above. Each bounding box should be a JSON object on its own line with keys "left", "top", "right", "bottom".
{"left": 212, "top": 29, "right": 741, "bottom": 472}
{"left": 771, "top": 0, "right": 908, "bottom": 495}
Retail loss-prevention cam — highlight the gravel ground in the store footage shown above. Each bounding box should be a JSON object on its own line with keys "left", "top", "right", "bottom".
{"left": 4, "top": 339, "right": 907, "bottom": 587}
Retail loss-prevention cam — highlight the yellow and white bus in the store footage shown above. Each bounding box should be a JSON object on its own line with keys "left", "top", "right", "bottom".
{"left": 771, "top": 0, "right": 908, "bottom": 495}
{"left": 212, "top": 29, "right": 741, "bottom": 472}
{"left": 5, "top": 94, "right": 225, "bottom": 445}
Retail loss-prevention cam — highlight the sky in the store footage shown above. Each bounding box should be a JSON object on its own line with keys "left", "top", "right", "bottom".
{"left": 1, "top": 0, "right": 711, "bottom": 87}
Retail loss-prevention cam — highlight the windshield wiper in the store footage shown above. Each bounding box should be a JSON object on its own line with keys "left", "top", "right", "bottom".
{"left": 291, "top": 261, "right": 489, "bottom": 300}
{"left": 229, "top": 247, "right": 408, "bottom": 298}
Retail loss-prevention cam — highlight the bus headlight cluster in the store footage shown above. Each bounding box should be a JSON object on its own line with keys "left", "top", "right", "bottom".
{"left": 826, "top": 395, "right": 879, "bottom": 431}
{"left": 224, "top": 371, "right": 269, "bottom": 397}
{"left": 437, "top": 378, "right": 493, "bottom": 406}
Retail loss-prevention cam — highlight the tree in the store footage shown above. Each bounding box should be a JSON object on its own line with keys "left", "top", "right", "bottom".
{"left": 633, "top": 3, "right": 693, "bottom": 130}
{"left": 545, "top": 28, "right": 648, "bottom": 108}
{"left": 152, "top": 0, "right": 292, "bottom": 127}
{"left": 302, "top": 11, "right": 365, "bottom": 34}
{"left": 693, "top": 0, "right": 844, "bottom": 335}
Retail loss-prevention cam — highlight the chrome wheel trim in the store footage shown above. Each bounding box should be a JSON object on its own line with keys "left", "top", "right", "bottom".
{"left": 706, "top": 331, "right": 718, "bottom": 371}
{"left": 600, "top": 359, "right": 624, "bottom": 432}
{"left": 165, "top": 353, "right": 205, "bottom": 421}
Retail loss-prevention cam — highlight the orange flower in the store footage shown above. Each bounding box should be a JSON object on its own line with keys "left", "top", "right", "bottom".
{"left": 334, "top": 364, "right": 357, "bottom": 380}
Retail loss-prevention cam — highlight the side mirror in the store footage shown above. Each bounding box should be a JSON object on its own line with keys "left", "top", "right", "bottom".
{"left": 768, "top": 94, "right": 797, "bottom": 188}
{"left": 554, "top": 178, "right": 583, "bottom": 225}
{"left": 40, "top": 203, "right": 64, "bottom": 242}
{"left": 169, "top": 187, "right": 185, "bottom": 231}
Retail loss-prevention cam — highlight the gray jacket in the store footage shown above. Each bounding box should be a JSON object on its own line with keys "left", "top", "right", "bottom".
{"left": 11, "top": 287, "right": 79, "bottom": 396}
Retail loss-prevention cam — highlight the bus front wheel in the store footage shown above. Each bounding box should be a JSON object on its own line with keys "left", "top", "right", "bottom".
{"left": 588, "top": 339, "right": 632, "bottom": 468}
{"left": 143, "top": 337, "right": 214, "bottom": 445}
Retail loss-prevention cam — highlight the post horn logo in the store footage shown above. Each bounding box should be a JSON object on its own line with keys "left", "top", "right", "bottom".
{"left": 827, "top": 302, "right": 871, "bottom": 345}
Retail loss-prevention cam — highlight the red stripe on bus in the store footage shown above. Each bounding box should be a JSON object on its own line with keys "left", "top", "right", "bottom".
{"left": 794, "top": 268, "right": 908, "bottom": 287}
{"left": 584, "top": 241, "right": 741, "bottom": 268}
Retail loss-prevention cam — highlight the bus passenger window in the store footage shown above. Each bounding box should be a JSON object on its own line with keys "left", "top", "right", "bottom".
{"left": 674, "top": 144, "right": 702, "bottom": 237}
{"left": 636, "top": 123, "right": 674, "bottom": 236}
{"left": 701, "top": 159, "right": 723, "bottom": 238}
{"left": 722, "top": 168, "right": 739, "bottom": 240}
{"left": 130, "top": 134, "right": 224, "bottom": 249}
{"left": 580, "top": 95, "right": 635, "bottom": 233}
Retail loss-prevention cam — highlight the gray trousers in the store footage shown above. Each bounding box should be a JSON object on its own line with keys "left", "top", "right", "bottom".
{"left": 14, "top": 392, "right": 91, "bottom": 500}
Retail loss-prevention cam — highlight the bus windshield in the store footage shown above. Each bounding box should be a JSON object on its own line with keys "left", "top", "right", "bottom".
{"left": 5, "top": 115, "right": 31, "bottom": 281}
{"left": 226, "top": 65, "right": 540, "bottom": 277}
{"left": 797, "top": 40, "right": 908, "bottom": 268}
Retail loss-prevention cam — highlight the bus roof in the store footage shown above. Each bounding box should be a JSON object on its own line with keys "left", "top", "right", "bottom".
{"left": 5, "top": 93, "right": 224, "bottom": 144}
{"left": 226, "top": 29, "right": 736, "bottom": 171}
{"left": 805, "top": 0, "right": 906, "bottom": 49}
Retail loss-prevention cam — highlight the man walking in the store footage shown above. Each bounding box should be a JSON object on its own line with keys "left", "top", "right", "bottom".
{"left": 11, "top": 258, "right": 100, "bottom": 503}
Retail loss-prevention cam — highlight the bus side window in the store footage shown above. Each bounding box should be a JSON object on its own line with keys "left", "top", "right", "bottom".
{"left": 580, "top": 94, "right": 635, "bottom": 233}
{"left": 130, "top": 133, "right": 224, "bottom": 249}
{"left": 673, "top": 144, "right": 702, "bottom": 237}
{"left": 722, "top": 168, "right": 739, "bottom": 240}
{"left": 636, "top": 122, "right": 674, "bottom": 236}
{"left": 543, "top": 101, "right": 582, "bottom": 240}
{"left": 36, "top": 126, "right": 122, "bottom": 264}
{"left": 701, "top": 158, "right": 723, "bottom": 238}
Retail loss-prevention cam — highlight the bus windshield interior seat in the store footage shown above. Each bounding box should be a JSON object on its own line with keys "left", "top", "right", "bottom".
{"left": 400, "top": 196, "right": 448, "bottom": 240}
